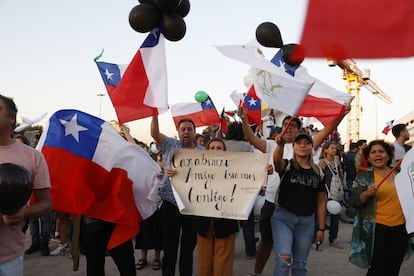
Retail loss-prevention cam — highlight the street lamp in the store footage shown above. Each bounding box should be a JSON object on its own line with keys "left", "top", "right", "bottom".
{"left": 97, "top": 93, "right": 105, "bottom": 118}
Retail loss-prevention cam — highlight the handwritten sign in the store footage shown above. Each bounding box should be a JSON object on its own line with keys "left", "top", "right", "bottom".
{"left": 170, "top": 148, "right": 268, "bottom": 220}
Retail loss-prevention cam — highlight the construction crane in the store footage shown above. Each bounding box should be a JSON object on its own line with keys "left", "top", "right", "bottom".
{"left": 327, "top": 59, "right": 392, "bottom": 144}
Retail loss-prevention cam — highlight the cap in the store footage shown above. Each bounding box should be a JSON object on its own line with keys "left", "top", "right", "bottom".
{"left": 293, "top": 133, "right": 313, "bottom": 145}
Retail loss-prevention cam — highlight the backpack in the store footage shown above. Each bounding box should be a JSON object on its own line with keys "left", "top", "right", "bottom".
{"left": 324, "top": 159, "right": 344, "bottom": 201}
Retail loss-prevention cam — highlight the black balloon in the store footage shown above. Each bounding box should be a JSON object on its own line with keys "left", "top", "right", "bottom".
{"left": 0, "top": 163, "right": 32, "bottom": 216}
{"left": 155, "top": 0, "right": 181, "bottom": 12}
{"left": 282, "top": 44, "right": 305, "bottom": 66}
{"left": 129, "top": 4, "right": 162, "bottom": 33}
{"left": 162, "top": 12, "right": 186, "bottom": 41}
{"left": 256, "top": 22, "right": 283, "bottom": 48}
{"left": 175, "top": 0, "right": 190, "bottom": 17}
{"left": 138, "top": 0, "right": 156, "bottom": 5}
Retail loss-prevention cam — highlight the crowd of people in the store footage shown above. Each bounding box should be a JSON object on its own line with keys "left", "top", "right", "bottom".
{"left": 1, "top": 94, "right": 413, "bottom": 276}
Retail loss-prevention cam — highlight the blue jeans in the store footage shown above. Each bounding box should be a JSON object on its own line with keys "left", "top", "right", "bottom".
{"left": 271, "top": 206, "right": 315, "bottom": 276}
{"left": 0, "top": 255, "right": 23, "bottom": 276}
{"left": 29, "top": 212, "right": 51, "bottom": 246}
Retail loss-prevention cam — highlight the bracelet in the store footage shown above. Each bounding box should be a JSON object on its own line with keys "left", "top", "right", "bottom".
{"left": 317, "top": 228, "right": 325, "bottom": 232}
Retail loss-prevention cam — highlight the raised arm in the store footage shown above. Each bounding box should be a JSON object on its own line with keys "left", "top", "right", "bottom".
{"left": 273, "top": 135, "right": 285, "bottom": 173}
{"left": 313, "top": 104, "right": 351, "bottom": 149}
{"left": 238, "top": 107, "right": 266, "bottom": 152}
{"left": 151, "top": 115, "right": 165, "bottom": 146}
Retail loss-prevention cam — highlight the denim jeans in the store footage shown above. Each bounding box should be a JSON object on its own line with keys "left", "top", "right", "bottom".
{"left": 0, "top": 255, "right": 23, "bottom": 276}
{"left": 29, "top": 212, "right": 51, "bottom": 246}
{"left": 271, "top": 206, "right": 315, "bottom": 276}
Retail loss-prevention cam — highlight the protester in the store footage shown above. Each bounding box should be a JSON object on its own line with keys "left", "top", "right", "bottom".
{"left": 49, "top": 211, "right": 71, "bottom": 256}
{"left": 343, "top": 142, "right": 358, "bottom": 201}
{"left": 120, "top": 123, "right": 163, "bottom": 271}
{"left": 391, "top": 123, "right": 410, "bottom": 164}
{"left": 318, "top": 141, "right": 344, "bottom": 249}
{"left": 79, "top": 216, "right": 136, "bottom": 276}
{"left": 0, "top": 95, "right": 52, "bottom": 275}
{"left": 349, "top": 140, "right": 413, "bottom": 275}
{"left": 355, "top": 139, "right": 369, "bottom": 175}
{"left": 151, "top": 115, "right": 203, "bottom": 276}
{"left": 135, "top": 151, "right": 163, "bottom": 271}
{"left": 239, "top": 106, "right": 349, "bottom": 275}
{"left": 167, "top": 137, "right": 239, "bottom": 276}
{"left": 224, "top": 121, "right": 256, "bottom": 259}
{"left": 194, "top": 133, "right": 205, "bottom": 147}
{"left": 272, "top": 132, "right": 327, "bottom": 275}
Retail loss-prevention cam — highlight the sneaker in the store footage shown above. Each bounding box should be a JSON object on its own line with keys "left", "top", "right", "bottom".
{"left": 329, "top": 240, "right": 344, "bottom": 249}
{"left": 50, "top": 242, "right": 70, "bottom": 256}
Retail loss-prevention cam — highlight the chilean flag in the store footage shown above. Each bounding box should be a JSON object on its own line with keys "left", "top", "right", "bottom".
{"left": 382, "top": 119, "right": 394, "bottom": 135}
{"left": 37, "top": 109, "right": 161, "bottom": 249}
{"left": 270, "top": 50, "right": 352, "bottom": 126}
{"left": 243, "top": 85, "right": 262, "bottom": 126}
{"left": 171, "top": 97, "right": 221, "bottom": 128}
{"left": 301, "top": 0, "right": 414, "bottom": 59}
{"left": 96, "top": 28, "right": 169, "bottom": 124}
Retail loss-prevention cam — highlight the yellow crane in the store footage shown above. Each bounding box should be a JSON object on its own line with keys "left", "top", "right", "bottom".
{"left": 327, "top": 59, "right": 392, "bottom": 144}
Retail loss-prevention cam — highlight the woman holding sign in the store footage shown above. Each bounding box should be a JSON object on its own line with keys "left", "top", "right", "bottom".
{"left": 167, "top": 138, "right": 239, "bottom": 276}
{"left": 349, "top": 140, "right": 412, "bottom": 275}
{"left": 272, "top": 132, "right": 327, "bottom": 276}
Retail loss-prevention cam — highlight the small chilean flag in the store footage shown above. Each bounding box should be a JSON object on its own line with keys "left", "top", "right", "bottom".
{"left": 382, "top": 120, "right": 394, "bottom": 135}
{"left": 37, "top": 109, "right": 161, "bottom": 249}
{"left": 95, "top": 28, "right": 169, "bottom": 123}
{"left": 171, "top": 97, "right": 221, "bottom": 128}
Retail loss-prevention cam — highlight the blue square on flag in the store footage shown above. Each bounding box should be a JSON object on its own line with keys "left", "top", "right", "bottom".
{"left": 244, "top": 95, "right": 261, "bottom": 111}
{"left": 43, "top": 110, "right": 104, "bottom": 160}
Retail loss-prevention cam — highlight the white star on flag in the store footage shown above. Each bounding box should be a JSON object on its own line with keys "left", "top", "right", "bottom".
{"left": 248, "top": 97, "right": 257, "bottom": 106}
{"left": 59, "top": 113, "right": 88, "bottom": 142}
{"left": 104, "top": 68, "right": 114, "bottom": 80}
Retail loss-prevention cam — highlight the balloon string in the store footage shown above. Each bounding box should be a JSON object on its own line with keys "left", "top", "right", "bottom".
{"left": 376, "top": 158, "right": 403, "bottom": 189}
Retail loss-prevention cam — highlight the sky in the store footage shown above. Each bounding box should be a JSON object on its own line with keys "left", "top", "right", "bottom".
{"left": 1, "top": 0, "right": 414, "bottom": 145}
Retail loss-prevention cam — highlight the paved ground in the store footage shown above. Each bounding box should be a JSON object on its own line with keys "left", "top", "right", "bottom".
{"left": 23, "top": 218, "right": 414, "bottom": 275}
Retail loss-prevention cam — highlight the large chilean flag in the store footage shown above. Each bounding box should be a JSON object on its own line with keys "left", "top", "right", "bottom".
{"left": 37, "top": 109, "right": 161, "bottom": 249}
{"left": 96, "top": 28, "right": 169, "bottom": 124}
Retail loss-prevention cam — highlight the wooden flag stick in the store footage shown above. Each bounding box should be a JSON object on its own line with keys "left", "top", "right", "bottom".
{"left": 376, "top": 158, "right": 403, "bottom": 189}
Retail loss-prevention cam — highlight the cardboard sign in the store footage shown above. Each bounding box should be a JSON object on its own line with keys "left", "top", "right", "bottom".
{"left": 170, "top": 148, "right": 268, "bottom": 220}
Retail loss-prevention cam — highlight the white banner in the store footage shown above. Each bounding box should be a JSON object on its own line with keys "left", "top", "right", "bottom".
{"left": 394, "top": 147, "right": 414, "bottom": 234}
{"left": 170, "top": 149, "right": 268, "bottom": 220}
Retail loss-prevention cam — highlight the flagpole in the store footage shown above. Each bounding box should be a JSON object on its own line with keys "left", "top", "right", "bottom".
{"left": 376, "top": 158, "right": 403, "bottom": 189}
{"left": 97, "top": 93, "right": 105, "bottom": 118}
